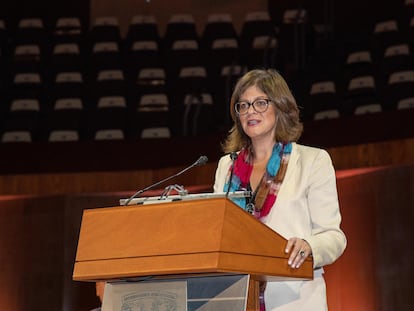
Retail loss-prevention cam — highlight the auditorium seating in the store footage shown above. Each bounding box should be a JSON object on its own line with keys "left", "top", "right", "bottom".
{"left": 0, "top": 4, "right": 413, "bottom": 143}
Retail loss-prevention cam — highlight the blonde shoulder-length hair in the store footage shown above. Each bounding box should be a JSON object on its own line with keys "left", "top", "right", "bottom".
{"left": 222, "top": 68, "right": 303, "bottom": 154}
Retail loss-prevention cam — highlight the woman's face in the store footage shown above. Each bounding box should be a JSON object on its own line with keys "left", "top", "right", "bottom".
{"left": 237, "top": 85, "right": 277, "bottom": 142}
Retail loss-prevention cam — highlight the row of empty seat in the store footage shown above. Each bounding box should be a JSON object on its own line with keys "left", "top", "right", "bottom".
{"left": 0, "top": 11, "right": 283, "bottom": 142}
{"left": 295, "top": 4, "right": 414, "bottom": 120}
{"left": 1, "top": 3, "right": 414, "bottom": 143}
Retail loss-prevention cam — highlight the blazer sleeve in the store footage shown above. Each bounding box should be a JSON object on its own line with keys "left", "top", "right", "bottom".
{"left": 304, "top": 149, "right": 347, "bottom": 268}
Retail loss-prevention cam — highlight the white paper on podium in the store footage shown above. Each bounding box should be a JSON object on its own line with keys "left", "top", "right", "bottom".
{"left": 101, "top": 280, "right": 187, "bottom": 311}
{"left": 119, "top": 191, "right": 251, "bottom": 206}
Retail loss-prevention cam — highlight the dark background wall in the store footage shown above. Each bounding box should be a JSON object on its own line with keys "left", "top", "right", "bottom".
{"left": 0, "top": 0, "right": 402, "bottom": 37}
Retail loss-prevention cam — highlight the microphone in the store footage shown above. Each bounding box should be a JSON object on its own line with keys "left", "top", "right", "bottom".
{"left": 225, "top": 152, "right": 238, "bottom": 198}
{"left": 123, "top": 155, "right": 208, "bottom": 206}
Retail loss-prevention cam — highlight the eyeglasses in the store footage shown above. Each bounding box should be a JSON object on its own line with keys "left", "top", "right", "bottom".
{"left": 235, "top": 98, "right": 272, "bottom": 115}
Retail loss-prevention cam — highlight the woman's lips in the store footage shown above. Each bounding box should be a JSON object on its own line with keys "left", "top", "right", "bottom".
{"left": 247, "top": 119, "right": 260, "bottom": 125}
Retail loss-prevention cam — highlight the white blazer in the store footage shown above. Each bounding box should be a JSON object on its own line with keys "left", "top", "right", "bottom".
{"left": 213, "top": 143, "right": 347, "bottom": 310}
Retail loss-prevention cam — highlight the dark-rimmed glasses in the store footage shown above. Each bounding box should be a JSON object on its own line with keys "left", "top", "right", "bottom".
{"left": 235, "top": 98, "right": 272, "bottom": 115}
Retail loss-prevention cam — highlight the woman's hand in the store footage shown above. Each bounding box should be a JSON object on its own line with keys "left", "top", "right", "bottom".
{"left": 285, "top": 237, "right": 312, "bottom": 269}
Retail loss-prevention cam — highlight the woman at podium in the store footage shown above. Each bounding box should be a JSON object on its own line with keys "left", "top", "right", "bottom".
{"left": 213, "top": 68, "right": 347, "bottom": 310}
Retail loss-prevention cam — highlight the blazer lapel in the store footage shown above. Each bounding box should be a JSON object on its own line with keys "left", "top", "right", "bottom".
{"left": 274, "top": 143, "right": 300, "bottom": 205}
{"left": 283, "top": 142, "right": 299, "bottom": 185}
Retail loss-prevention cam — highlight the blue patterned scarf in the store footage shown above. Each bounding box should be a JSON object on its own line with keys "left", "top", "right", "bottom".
{"left": 223, "top": 142, "right": 292, "bottom": 219}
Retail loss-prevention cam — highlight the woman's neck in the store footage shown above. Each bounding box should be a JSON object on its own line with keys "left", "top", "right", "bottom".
{"left": 251, "top": 139, "right": 275, "bottom": 164}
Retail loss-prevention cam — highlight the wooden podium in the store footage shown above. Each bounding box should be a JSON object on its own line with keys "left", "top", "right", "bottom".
{"left": 73, "top": 197, "right": 313, "bottom": 310}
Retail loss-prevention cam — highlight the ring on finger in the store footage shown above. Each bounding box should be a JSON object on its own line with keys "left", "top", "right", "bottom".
{"left": 299, "top": 250, "right": 305, "bottom": 257}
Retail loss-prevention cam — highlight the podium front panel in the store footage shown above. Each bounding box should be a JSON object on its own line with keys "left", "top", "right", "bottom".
{"left": 101, "top": 274, "right": 250, "bottom": 311}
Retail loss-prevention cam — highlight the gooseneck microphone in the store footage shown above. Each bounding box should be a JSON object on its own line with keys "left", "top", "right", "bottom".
{"left": 225, "top": 152, "right": 238, "bottom": 198}
{"left": 123, "top": 155, "right": 208, "bottom": 206}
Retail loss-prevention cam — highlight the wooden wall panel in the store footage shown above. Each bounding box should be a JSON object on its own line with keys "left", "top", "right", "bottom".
{"left": 0, "top": 195, "right": 114, "bottom": 311}
{"left": 325, "top": 169, "right": 380, "bottom": 311}
{"left": 374, "top": 166, "right": 414, "bottom": 309}
{"left": 0, "top": 163, "right": 216, "bottom": 196}
{"left": 0, "top": 198, "right": 24, "bottom": 311}
{"left": 0, "top": 139, "right": 413, "bottom": 196}
{"left": 23, "top": 196, "right": 65, "bottom": 310}
{"left": 325, "top": 164, "right": 414, "bottom": 311}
